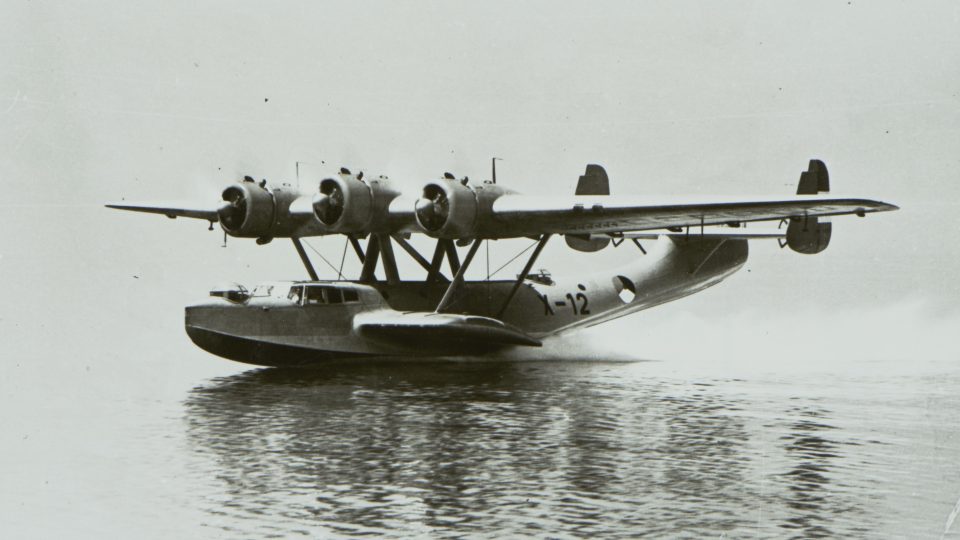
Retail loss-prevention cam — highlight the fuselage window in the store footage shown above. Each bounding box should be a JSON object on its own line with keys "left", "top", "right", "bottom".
{"left": 613, "top": 275, "right": 636, "bottom": 303}
{"left": 326, "top": 288, "right": 343, "bottom": 304}
{"left": 305, "top": 286, "right": 327, "bottom": 305}
{"left": 300, "top": 286, "right": 360, "bottom": 305}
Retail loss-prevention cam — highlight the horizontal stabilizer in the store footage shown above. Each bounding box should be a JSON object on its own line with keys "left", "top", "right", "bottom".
{"left": 354, "top": 311, "right": 541, "bottom": 348}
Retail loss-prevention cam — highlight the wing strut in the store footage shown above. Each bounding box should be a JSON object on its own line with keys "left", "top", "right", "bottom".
{"left": 443, "top": 239, "right": 461, "bottom": 275}
{"left": 426, "top": 241, "right": 447, "bottom": 283}
{"left": 377, "top": 234, "right": 401, "bottom": 285}
{"left": 392, "top": 234, "right": 450, "bottom": 283}
{"left": 359, "top": 236, "right": 381, "bottom": 283}
{"left": 347, "top": 234, "right": 366, "bottom": 263}
{"left": 435, "top": 239, "right": 483, "bottom": 313}
{"left": 426, "top": 239, "right": 463, "bottom": 283}
{"left": 496, "top": 234, "right": 552, "bottom": 318}
{"left": 291, "top": 238, "right": 319, "bottom": 281}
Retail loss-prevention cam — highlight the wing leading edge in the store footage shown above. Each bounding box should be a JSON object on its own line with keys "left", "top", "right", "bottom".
{"left": 491, "top": 195, "right": 897, "bottom": 237}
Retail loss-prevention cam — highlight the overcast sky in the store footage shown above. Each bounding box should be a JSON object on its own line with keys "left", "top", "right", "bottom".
{"left": 2, "top": 1, "right": 958, "bottom": 365}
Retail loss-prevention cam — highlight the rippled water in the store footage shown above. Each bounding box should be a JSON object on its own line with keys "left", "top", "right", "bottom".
{"left": 176, "top": 359, "right": 960, "bottom": 538}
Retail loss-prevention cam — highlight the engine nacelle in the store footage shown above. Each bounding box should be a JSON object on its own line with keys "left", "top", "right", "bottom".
{"left": 786, "top": 217, "right": 832, "bottom": 254}
{"left": 413, "top": 179, "right": 517, "bottom": 239}
{"left": 313, "top": 174, "right": 401, "bottom": 234}
{"left": 218, "top": 182, "right": 275, "bottom": 238}
{"left": 218, "top": 181, "right": 308, "bottom": 239}
{"left": 415, "top": 179, "right": 479, "bottom": 238}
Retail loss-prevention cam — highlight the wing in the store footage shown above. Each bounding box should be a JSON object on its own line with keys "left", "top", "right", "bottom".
{"left": 105, "top": 202, "right": 220, "bottom": 221}
{"left": 491, "top": 194, "right": 898, "bottom": 237}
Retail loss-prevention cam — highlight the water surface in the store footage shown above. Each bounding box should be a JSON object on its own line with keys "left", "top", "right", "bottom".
{"left": 178, "top": 359, "right": 960, "bottom": 538}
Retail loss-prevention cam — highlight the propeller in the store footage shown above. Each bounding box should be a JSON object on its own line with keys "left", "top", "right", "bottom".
{"left": 415, "top": 187, "right": 450, "bottom": 231}
{"left": 315, "top": 181, "right": 345, "bottom": 225}
{"left": 217, "top": 187, "right": 247, "bottom": 230}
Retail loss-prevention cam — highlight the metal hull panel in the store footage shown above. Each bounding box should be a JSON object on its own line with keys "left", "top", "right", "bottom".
{"left": 186, "top": 325, "right": 379, "bottom": 367}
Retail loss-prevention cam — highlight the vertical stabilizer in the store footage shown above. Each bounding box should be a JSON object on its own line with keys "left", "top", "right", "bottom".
{"left": 796, "top": 159, "right": 830, "bottom": 195}
{"left": 576, "top": 164, "right": 610, "bottom": 195}
{"left": 567, "top": 164, "right": 611, "bottom": 252}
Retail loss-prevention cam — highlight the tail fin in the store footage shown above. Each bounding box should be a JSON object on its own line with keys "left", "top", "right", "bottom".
{"left": 576, "top": 164, "right": 610, "bottom": 195}
{"left": 567, "top": 164, "right": 611, "bottom": 252}
{"left": 796, "top": 159, "right": 830, "bottom": 195}
{"left": 790, "top": 159, "right": 832, "bottom": 253}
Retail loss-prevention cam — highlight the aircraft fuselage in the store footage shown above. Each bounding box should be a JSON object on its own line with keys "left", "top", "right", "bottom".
{"left": 186, "top": 236, "right": 748, "bottom": 366}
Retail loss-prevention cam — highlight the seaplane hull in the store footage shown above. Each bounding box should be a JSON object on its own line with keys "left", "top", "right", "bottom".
{"left": 185, "top": 236, "right": 748, "bottom": 366}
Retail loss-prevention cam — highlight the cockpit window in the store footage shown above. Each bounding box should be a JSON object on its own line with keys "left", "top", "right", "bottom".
{"left": 301, "top": 285, "right": 360, "bottom": 305}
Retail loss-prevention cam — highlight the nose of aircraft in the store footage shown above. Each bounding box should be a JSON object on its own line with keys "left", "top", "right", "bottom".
{"left": 184, "top": 303, "right": 255, "bottom": 364}
{"left": 185, "top": 303, "right": 219, "bottom": 335}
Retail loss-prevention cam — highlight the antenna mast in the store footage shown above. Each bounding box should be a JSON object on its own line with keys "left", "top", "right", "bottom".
{"left": 491, "top": 157, "right": 502, "bottom": 184}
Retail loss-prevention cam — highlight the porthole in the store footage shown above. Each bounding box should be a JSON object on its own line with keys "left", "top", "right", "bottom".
{"left": 612, "top": 275, "right": 636, "bottom": 303}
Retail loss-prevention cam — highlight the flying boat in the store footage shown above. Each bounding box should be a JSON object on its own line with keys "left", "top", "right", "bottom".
{"left": 107, "top": 159, "right": 897, "bottom": 366}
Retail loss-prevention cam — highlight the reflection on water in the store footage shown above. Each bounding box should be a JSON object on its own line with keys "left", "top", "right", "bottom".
{"left": 776, "top": 407, "right": 852, "bottom": 538}
{"left": 781, "top": 408, "right": 840, "bottom": 538}
{"left": 184, "top": 361, "right": 888, "bottom": 538}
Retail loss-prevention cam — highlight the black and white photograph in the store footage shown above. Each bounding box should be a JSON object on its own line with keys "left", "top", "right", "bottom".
{"left": 2, "top": 1, "right": 958, "bottom": 537}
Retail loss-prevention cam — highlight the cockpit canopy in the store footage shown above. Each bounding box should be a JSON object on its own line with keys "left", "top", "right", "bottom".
{"left": 287, "top": 284, "right": 361, "bottom": 305}
{"left": 209, "top": 282, "right": 250, "bottom": 304}
{"left": 208, "top": 281, "right": 371, "bottom": 306}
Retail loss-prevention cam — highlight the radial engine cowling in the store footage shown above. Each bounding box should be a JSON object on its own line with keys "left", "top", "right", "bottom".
{"left": 414, "top": 180, "right": 478, "bottom": 238}
{"left": 312, "top": 175, "right": 380, "bottom": 233}
{"left": 785, "top": 217, "right": 832, "bottom": 254}
{"left": 217, "top": 183, "right": 276, "bottom": 238}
